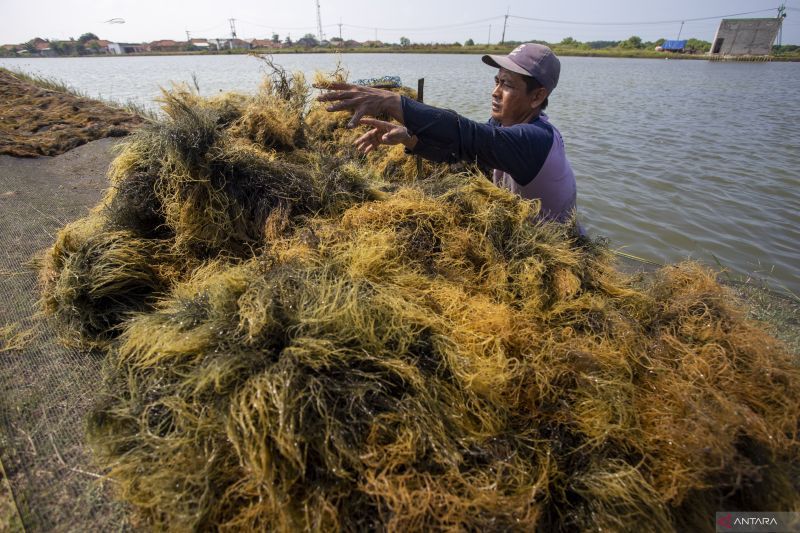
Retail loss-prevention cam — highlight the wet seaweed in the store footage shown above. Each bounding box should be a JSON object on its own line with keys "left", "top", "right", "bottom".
{"left": 40, "top": 216, "right": 177, "bottom": 349}
{"left": 38, "top": 69, "right": 800, "bottom": 531}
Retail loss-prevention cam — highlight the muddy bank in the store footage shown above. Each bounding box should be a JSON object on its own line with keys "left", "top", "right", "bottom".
{"left": 0, "top": 68, "right": 141, "bottom": 158}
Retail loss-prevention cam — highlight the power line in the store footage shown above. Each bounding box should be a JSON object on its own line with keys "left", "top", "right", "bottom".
{"left": 237, "top": 18, "right": 335, "bottom": 30}
{"left": 186, "top": 22, "right": 229, "bottom": 34}
{"left": 341, "top": 16, "right": 502, "bottom": 32}
{"left": 190, "top": 7, "right": 788, "bottom": 41}
{"left": 510, "top": 7, "right": 779, "bottom": 26}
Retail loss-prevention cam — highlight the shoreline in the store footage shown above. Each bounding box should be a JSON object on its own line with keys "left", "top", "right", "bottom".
{"left": 4, "top": 47, "right": 800, "bottom": 62}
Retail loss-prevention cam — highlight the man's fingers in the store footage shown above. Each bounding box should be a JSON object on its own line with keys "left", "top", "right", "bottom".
{"left": 383, "top": 128, "right": 409, "bottom": 144}
{"left": 317, "top": 90, "right": 361, "bottom": 102}
{"left": 313, "top": 81, "right": 356, "bottom": 91}
{"left": 325, "top": 100, "right": 357, "bottom": 112}
{"left": 355, "top": 128, "right": 380, "bottom": 145}
{"left": 359, "top": 117, "right": 396, "bottom": 130}
{"left": 354, "top": 131, "right": 372, "bottom": 146}
{"left": 347, "top": 109, "right": 365, "bottom": 129}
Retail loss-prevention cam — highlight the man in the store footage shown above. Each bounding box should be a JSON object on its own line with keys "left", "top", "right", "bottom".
{"left": 318, "top": 43, "right": 577, "bottom": 224}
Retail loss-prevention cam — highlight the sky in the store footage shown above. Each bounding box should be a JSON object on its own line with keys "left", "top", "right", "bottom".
{"left": 1, "top": 0, "right": 798, "bottom": 45}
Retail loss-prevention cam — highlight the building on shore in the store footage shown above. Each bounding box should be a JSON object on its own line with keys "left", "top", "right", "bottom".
{"left": 34, "top": 40, "right": 56, "bottom": 57}
{"left": 709, "top": 18, "right": 783, "bottom": 56}
{"left": 149, "top": 40, "right": 186, "bottom": 52}
{"left": 188, "top": 38, "right": 210, "bottom": 50}
{"left": 249, "top": 39, "right": 282, "bottom": 49}
{"left": 207, "top": 38, "right": 252, "bottom": 51}
{"left": 109, "top": 42, "right": 148, "bottom": 54}
{"left": 85, "top": 39, "right": 112, "bottom": 54}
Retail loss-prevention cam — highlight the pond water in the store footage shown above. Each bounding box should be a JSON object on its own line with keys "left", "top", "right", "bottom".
{"left": 3, "top": 53, "right": 798, "bottom": 294}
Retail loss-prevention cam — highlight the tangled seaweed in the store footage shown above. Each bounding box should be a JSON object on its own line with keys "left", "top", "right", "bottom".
{"left": 40, "top": 215, "right": 176, "bottom": 349}
{"left": 41, "top": 68, "right": 800, "bottom": 530}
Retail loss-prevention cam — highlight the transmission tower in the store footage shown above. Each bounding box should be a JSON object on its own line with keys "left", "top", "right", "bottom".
{"left": 229, "top": 18, "right": 237, "bottom": 40}
{"left": 315, "top": 1, "right": 325, "bottom": 42}
{"left": 500, "top": 7, "right": 509, "bottom": 44}
{"left": 777, "top": 3, "right": 787, "bottom": 47}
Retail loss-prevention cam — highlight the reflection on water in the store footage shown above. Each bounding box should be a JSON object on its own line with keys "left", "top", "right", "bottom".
{"left": 2, "top": 54, "right": 798, "bottom": 293}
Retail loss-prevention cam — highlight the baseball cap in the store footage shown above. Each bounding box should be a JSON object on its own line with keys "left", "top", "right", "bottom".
{"left": 482, "top": 43, "right": 561, "bottom": 93}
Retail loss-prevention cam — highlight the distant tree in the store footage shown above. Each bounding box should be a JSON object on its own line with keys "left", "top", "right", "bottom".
{"left": 452, "top": 41, "right": 462, "bottom": 47}
{"left": 400, "top": 36, "right": 410, "bottom": 47}
{"left": 88, "top": 40, "right": 102, "bottom": 53}
{"left": 619, "top": 35, "right": 644, "bottom": 49}
{"left": 586, "top": 40, "right": 617, "bottom": 49}
{"left": 297, "top": 33, "right": 318, "bottom": 48}
{"left": 654, "top": 38, "right": 666, "bottom": 47}
{"left": 49, "top": 40, "right": 69, "bottom": 55}
{"left": 284, "top": 35, "right": 293, "bottom": 46}
{"left": 78, "top": 32, "right": 99, "bottom": 43}
{"left": 272, "top": 33, "right": 280, "bottom": 43}
{"left": 465, "top": 38, "right": 475, "bottom": 46}
{"left": 774, "top": 44, "right": 800, "bottom": 54}
{"left": 560, "top": 36, "right": 577, "bottom": 46}
{"left": 685, "top": 38, "right": 711, "bottom": 53}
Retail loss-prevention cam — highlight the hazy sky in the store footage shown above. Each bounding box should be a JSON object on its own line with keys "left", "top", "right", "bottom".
{"left": 2, "top": 0, "right": 798, "bottom": 45}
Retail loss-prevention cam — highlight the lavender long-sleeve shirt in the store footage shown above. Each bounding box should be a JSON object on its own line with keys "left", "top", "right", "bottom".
{"left": 401, "top": 96, "right": 577, "bottom": 222}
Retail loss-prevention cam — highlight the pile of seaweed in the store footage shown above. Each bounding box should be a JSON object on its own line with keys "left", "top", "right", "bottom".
{"left": 0, "top": 68, "right": 143, "bottom": 157}
{"left": 40, "top": 68, "right": 800, "bottom": 531}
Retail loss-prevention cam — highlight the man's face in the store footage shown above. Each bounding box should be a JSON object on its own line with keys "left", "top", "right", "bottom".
{"left": 491, "top": 68, "right": 547, "bottom": 126}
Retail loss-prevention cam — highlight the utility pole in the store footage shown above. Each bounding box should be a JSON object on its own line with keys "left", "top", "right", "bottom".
{"left": 677, "top": 21, "right": 684, "bottom": 40}
{"left": 500, "top": 7, "right": 509, "bottom": 45}
{"left": 316, "top": 0, "right": 325, "bottom": 42}
{"left": 185, "top": 30, "right": 191, "bottom": 42}
{"left": 338, "top": 18, "right": 343, "bottom": 40}
{"left": 229, "top": 18, "right": 237, "bottom": 40}
{"left": 488, "top": 24, "right": 491, "bottom": 45}
{"left": 777, "top": 3, "right": 787, "bottom": 47}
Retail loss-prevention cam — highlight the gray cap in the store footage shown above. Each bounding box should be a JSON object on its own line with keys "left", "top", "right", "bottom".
{"left": 482, "top": 43, "right": 561, "bottom": 93}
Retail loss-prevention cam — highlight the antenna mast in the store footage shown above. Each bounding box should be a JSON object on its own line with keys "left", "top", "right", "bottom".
{"left": 501, "top": 7, "right": 509, "bottom": 45}
{"left": 316, "top": 1, "right": 325, "bottom": 42}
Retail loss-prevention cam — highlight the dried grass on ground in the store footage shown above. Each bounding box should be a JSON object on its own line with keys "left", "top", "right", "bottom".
{"left": 0, "top": 68, "right": 142, "bottom": 157}
{"left": 39, "top": 68, "right": 800, "bottom": 531}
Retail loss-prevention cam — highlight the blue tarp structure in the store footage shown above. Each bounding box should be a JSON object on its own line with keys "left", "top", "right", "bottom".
{"left": 662, "top": 40, "right": 687, "bottom": 51}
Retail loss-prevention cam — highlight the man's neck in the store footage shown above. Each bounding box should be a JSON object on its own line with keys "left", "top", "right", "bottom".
{"left": 502, "top": 108, "right": 541, "bottom": 127}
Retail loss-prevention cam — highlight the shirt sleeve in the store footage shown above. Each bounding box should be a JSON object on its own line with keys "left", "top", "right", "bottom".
{"left": 401, "top": 96, "right": 554, "bottom": 186}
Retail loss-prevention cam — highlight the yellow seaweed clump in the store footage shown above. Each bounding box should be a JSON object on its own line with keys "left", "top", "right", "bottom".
{"left": 87, "top": 175, "right": 800, "bottom": 531}
{"left": 40, "top": 215, "right": 177, "bottom": 350}
{"left": 38, "top": 63, "right": 800, "bottom": 531}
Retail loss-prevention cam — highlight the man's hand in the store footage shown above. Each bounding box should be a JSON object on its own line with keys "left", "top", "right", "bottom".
{"left": 354, "top": 118, "right": 417, "bottom": 154}
{"left": 316, "top": 82, "right": 404, "bottom": 128}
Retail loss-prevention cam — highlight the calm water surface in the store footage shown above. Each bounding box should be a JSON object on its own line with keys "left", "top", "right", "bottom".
{"left": 2, "top": 54, "right": 798, "bottom": 293}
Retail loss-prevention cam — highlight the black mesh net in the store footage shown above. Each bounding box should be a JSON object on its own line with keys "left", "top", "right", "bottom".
{"left": 0, "top": 139, "right": 130, "bottom": 531}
